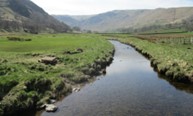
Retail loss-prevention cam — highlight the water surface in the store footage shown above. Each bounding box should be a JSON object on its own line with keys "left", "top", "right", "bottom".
{"left": 42, "top": 41, "right": 193, "bottom": 116}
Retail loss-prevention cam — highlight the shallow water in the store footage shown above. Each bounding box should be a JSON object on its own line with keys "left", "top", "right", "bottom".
{"left": 41, "top": 41, "right": 193, "bottom": 116}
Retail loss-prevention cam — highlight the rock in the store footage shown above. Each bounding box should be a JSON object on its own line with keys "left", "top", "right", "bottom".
{"left": 101, "top": 69, "right": 106, "bottom": 74}
{"left": 72, "top": 88, "right": 76, "bottom": 92}
{"left": 39, "top": 104, "right": 47, "bottom": 109}
{"left": 72, "top": 87, "right": 80, "bottom": 92}
{"left": 77, "top": 88, "right": 80, "bottom": 91}
{"left": 64, "top": 48, "right": 83, "bottom": 55}
{"left": 45, "top": 104, "right": 58, "bottom": 112}
{"left": 50, "top": 99, "right": 56, "bottom": 104}
{"left": 39, "top": 57, "right": 57, "bottom": 65}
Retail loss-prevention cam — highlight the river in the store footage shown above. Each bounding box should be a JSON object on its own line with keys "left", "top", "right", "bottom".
{"left": 41, "top": 40, "right": 193, "bottom": 116}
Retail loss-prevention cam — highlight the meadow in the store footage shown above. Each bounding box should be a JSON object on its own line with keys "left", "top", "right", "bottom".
{"left": 104, "top": 33, "right": 193, "bottom": 83}
{"left": 0, "top": 33, "right": 114, "bottom": 115}
{"left": 1, "top": 32, "right": 193, "bottom": 115}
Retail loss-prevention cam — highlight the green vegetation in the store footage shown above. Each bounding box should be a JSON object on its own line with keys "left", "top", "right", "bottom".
{"left": 0, "top": 33, "right": 114, "bottom": 115}
{"left": 104, "top": 33, "right": 193, "bottom": 83}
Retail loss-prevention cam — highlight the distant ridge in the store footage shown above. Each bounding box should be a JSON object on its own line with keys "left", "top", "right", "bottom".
{"left": 54, "top": 7, "right": 193, "bottom": 32}
{"left": 0, "top": 0, "right": 70, "bottom": 33}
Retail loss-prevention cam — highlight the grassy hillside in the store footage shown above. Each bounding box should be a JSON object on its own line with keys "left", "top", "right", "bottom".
{"left": 54, "top": 7, "right": 193, "bottom": 32}
{"left": 0, "top": 0, "right": 70, "bottom": 33}
{"left": 0, "top": 34, "right": 114, "bottom": 115}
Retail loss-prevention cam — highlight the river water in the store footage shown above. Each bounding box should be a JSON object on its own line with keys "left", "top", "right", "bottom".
{"left": 41, "top": 41, "right": 193, "bottom": 116}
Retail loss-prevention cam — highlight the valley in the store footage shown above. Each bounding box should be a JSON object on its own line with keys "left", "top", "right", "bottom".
{"left": 54, "top": 7, "right": 193, "bottom": 33}
{"left": 0, "top": 0, "right": 193, "bottom": 115}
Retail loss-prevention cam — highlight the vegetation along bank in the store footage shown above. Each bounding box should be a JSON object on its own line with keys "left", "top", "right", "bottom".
{"left": 104, "top": 33, "right": 193, "bottom": 83}
{"left": 0, "top": 33, "right": 114, "bottom": 115}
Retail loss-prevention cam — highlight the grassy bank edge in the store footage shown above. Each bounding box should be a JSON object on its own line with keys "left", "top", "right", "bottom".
{"left": 0, "top": 34, "right": 115, "bottom": 115}
{"left": 105, "top": 35, "right": 193, "bottom": 84}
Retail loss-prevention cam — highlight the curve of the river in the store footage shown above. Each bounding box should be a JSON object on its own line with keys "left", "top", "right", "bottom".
{"left": 41, "top": 40, "right": 193, "bottom": 116}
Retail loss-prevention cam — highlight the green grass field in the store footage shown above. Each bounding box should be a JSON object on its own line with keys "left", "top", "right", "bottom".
{"left": 104, "top": 33, "right": 193, "bottom": 83}
{"left": 0, "top": 33, "right": 114, "bottom": 115}
{"left": 1, "top": 32, "right": 192, "bottom": 115}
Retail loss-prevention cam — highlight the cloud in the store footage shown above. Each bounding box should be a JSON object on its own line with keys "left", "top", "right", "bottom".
{"left": 31, "top": 0, "right": 193, "bottom": 15}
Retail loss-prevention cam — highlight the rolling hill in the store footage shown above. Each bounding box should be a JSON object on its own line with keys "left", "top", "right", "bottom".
{"left": 0, "top": 0, "right": 70, "bottom": 33}
{"left": 54, "top": 7, "right": 193, "bottom": 32}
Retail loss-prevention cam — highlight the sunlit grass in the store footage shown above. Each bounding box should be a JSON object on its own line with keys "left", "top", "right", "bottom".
{"left": 104, "top": 33, "right": 193, "bottom": 83}
{"left": 0, "top": 33, "right": 114, "bottom": 115}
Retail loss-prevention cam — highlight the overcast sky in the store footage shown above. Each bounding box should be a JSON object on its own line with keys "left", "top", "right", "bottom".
{"left": 31, "top": 0, "right": 193, "bottom": 15}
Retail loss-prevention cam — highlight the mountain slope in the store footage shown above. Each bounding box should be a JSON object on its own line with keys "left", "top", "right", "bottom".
{"left": 0, "top": 0, "right": 70, "bottom": 33}
{"left": 54, "top": 7, "right": 193, "bottom": 32}
{"left": 53, "top": 15, "right": 80, "bottom": 27}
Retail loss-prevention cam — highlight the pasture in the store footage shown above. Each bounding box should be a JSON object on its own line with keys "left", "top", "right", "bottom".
{"left": 0, "top": 33, "right": 114, "bottom": 115}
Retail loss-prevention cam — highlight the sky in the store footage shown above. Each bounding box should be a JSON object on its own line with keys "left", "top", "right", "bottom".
{"left": 31, "top": 0, "right": 193, "bottom": 15}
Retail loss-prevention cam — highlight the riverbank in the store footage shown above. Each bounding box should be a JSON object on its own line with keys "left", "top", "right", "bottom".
{"left": 41, "top": 40, "right": 193, "bottom": 116}
{"left": 104, "top": 34, "right": 193, "bottom": 84}
{"left": 0, "top": 34, "right": 114, "bottom": 115}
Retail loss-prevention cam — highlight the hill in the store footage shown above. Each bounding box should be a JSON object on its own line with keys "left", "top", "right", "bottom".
{"left": 0, "top": 0, "right": 70, "bottom": 33}
{"left": 54, "top": 7, "right": 193, "bottom": 32}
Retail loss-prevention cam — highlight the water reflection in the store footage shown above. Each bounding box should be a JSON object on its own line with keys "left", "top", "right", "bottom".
{"left": 41, "top": 41, "right": 193, "bottom": 116}
{"left": 158, "top": 74, "right": 193, "bottom": 94}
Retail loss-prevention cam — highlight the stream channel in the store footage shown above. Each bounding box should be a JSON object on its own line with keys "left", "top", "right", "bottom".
{"left": 41, "top": 40, "right": 193, "bottom": 116}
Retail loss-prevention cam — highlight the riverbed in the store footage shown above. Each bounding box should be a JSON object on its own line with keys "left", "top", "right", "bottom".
{"left": 41, "top": 40, "right": 193, "bottom": 116}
